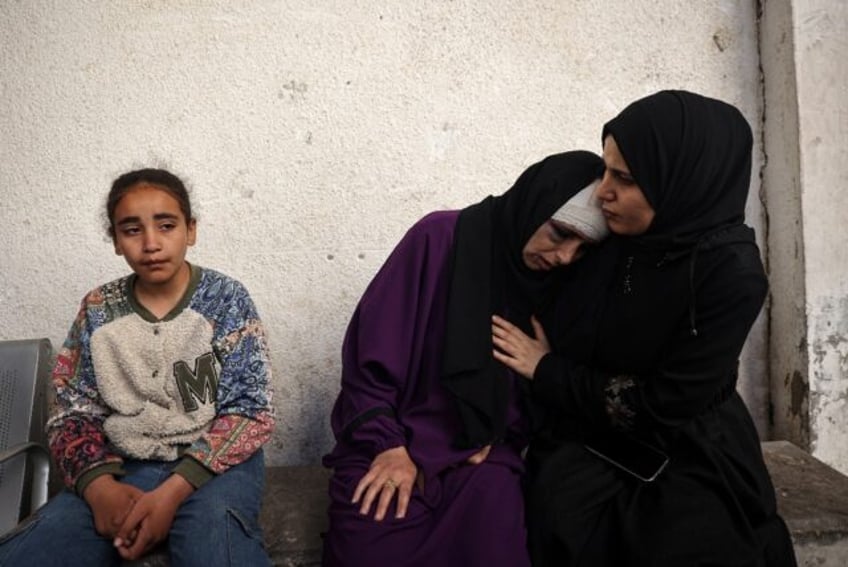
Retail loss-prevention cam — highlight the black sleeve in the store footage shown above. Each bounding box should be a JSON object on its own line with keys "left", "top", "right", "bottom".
{"left": 533, "top": 248, "right": 767, "bottom": 434}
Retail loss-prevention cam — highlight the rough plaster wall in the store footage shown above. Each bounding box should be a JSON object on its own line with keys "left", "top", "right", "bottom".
{"left": 760, "top": 0, "right": 808, "bottom": 448}
{"left": 0, "top": 0, "right": 765, "bottom": 465}
{"left": 792, "top": 1, "right": 848, "bottom": 473}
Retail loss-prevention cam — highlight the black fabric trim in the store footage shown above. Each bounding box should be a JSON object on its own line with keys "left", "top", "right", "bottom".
{"left": 341, "top": 407, "right": 397, "bottom": 443}
{"left": 441, "top": 151, "right": 605, "bottom": 450}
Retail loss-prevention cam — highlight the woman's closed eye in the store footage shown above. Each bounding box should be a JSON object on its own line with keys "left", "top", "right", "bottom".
{"left": 549, "top": 221, "right": 581, "bottom": 243}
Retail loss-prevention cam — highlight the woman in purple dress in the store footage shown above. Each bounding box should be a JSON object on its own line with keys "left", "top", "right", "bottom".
{"left": 322, "top": 151, "right": 609, "bottom": 566}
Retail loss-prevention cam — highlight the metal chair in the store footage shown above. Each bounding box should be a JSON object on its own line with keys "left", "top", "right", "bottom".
{"left": 0, "top": 338, "right": 52, "bottom": 535}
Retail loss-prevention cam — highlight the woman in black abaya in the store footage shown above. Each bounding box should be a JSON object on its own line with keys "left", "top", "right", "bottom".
{"left": 493, "top": 90, "right": 797, "bottom": 566}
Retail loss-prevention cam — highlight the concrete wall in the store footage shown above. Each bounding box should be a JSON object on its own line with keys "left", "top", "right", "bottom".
{"left": 761, "top": 0, "right": 809, "bottom": 451}
{"left": 762, "top": 0, "right": 848, "bottom": 474}
{"left": 0, "top": 1, "right": 766, "bottom": 466}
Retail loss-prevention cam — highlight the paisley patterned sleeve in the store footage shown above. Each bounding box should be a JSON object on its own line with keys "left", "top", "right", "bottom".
{"left": 47, "top": 291, "right": 124, "bottom": 492}
{"left": 180, "top": 282, "right": 275, "bottom": 485}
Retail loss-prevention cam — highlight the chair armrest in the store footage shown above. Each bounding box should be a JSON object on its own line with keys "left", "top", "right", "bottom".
{"left": 0, "top": 442, "right": 50, "bottom": 512}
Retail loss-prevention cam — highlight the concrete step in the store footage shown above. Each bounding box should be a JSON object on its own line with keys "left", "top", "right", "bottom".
{"left": 260, "top": 465, "right": 330, "bottom": 566}
{"left": 124, "top": 466, "right": 330, "bottom": 567}
{"left": 130, "top": 441, "right": 847, "bottom": 566}
{"left": 763, "top": 440, "right": 848, "bottom": 566}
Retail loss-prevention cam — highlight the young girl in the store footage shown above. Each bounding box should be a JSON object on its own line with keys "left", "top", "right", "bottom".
{"left": 0, "top": 169, "right": 275, "bottom": 565}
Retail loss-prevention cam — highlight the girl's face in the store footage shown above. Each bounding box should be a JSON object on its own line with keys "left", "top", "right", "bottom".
{"left": 522, "top": 220, "right": 589, "bottom": 271}
{"left": 112, "top": 183, "right": 196, "bottom": 291}
{"left": 594, "top": 135, "right": 656, "bottom": 235}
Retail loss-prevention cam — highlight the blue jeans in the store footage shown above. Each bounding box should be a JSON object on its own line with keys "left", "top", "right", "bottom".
{"left": 0, "top": 451, "right": 270, "bottom": 567}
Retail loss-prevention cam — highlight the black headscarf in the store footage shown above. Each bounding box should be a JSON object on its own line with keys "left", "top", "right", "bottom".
{"left": 600, "top": 90, "right": 757, "bottom": 337}
{"left": 441, "top": 150, "right": 604, "bottom": 448}
{"left": 602, "top": 90, "right": 754, "bottom": 248}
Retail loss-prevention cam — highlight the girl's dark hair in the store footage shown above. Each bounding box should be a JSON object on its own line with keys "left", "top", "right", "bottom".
{"left": 107, "top": 168, "right": 193, "bottom": 238}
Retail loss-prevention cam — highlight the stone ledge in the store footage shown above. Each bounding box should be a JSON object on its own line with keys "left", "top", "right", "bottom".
{"left": 126, "top": 466, "right": 330, "bottom": 567}
{"left": 131, "top": 442, "right": 848, "bottom": 566}
{"left": 260, "top": 465, "right": 330, "bottom": 567}
{"left": 762, "top": 440, "right": 848, "bottom": 566}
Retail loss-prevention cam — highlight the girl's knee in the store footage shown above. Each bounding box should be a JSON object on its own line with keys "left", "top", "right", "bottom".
{"left": 169, "top": 506, "right": 268, "bottom": 567}
{"left": 0, "top": 499, "right": 116, "bottom": 566}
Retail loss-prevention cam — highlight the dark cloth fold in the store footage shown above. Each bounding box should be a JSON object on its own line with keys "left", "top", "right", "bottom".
{"left": 441, "top": 150, "right": 604, "bottom": 448}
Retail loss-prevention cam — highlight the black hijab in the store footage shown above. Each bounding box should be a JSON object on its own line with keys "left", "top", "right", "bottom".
{"left": 597, "top": 90, "right": 757, "bottom": 338}
{"left": 441, "top": 150, "right": 604, "bottom": 448}
{"left": 602, "top": 90, "right": 754, "bottom": 248}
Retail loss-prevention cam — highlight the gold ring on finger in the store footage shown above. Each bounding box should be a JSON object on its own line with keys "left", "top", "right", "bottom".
{"left": 384, "top": 479, "right": 397, "bottom": 490}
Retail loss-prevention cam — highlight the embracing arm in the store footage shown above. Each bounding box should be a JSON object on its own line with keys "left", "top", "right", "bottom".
{"left": 497, "top": 251, "right": 768, "bottom": 433}
{"left": 492, "top": 315, "right": 551, "bottom": 379}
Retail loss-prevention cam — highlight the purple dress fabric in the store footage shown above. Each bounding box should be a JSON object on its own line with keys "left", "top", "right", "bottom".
{"left": 322, "top": 210, "right": 530, "bottom": 567}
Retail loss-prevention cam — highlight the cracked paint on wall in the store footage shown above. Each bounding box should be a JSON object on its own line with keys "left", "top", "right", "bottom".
{"left": 808, "top": 295, "right": 848, "bottom": 471}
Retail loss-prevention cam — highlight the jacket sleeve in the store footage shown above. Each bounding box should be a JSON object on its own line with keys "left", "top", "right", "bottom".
{"left": 328, "top": 214, "right": 455, "bottom": 458}
{"left": 47, "top": 292, "right": 125, "bottom": 494}
{"left": 533, "top": 248, "right": 768, "bottom": 434}
{"left": 179, "top": 287, "right": 275, "bottom": 488}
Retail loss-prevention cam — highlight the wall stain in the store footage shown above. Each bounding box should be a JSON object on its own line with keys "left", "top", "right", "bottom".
{"left": 826, "top": 333, "right": 847, "bottom": 349}
{"left": 713, "top": 27, "right": 731, "bottom": 52}
{"left": 789, "top": 370, "right": 807, "bottom": 417}
{"left": 278, "top": 80, "right": 308, "bottom": 101}
{"left": 231, "top": 169, "right": 254, "bottom": 199}
{"left": 811, "top": 297, "right": 848, "bottom": 372}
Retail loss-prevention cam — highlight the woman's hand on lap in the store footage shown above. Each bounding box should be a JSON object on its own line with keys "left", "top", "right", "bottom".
{"left": 352, "top": 446, "right": 418, "bottom": 522}
{"left": 466, "top": 444, "right": 492, "bottom": 465}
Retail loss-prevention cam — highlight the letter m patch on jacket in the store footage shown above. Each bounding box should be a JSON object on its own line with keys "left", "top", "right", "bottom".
{"left": 174, "top": 352, "right": 219, "bottom": 412}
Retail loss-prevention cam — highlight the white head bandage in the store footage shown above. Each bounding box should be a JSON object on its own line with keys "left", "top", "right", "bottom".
{"left": 550, "top": 180, "right": 609, "bottom": 242}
